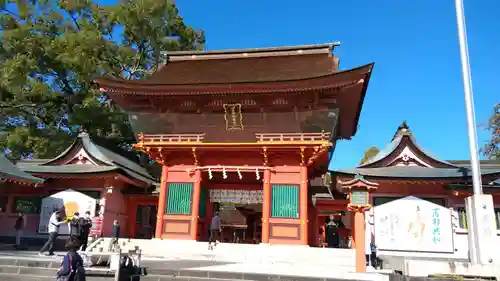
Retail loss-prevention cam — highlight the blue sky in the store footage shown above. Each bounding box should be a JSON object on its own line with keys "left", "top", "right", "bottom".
{"left": 174, "top": 0, "right": 498, "bottom": 169}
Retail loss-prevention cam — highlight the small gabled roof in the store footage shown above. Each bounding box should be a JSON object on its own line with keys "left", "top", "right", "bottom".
{"left": 358, "top": 121, "right": 458, "bottom": 169}
{"left": 18, "top": 132, "right": 157, "bottom": 185}
{"left": 333, "top": 167, "right": 500, "bottom": 181}
{"left": 0, "top": 153, "right": 44, "bottom": 184}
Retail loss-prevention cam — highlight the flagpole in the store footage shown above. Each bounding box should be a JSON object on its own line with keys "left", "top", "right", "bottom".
{"left": 454, "top": 0, "right": 483, "bottom": 194}
{"left": 454, "top": 0, "right": 491, "bottom": 265}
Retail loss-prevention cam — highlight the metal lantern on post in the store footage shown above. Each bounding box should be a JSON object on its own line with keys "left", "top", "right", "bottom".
{"left": 339, "top": 174, "right": 378, "bottom": 273}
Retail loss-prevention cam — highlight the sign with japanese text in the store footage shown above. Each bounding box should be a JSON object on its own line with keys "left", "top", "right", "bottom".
{"left": 209, "top": 189, "right": 263, "bottom": 204}
{"left": 223, "top": 103, "right": 244, "bottom": 130}
{"left": 38, "top": 189, "right": 97, "bottom": 235}
{"left": 373, "top": 196, "right": 454, "bottom": 253}
{"left": 350, "top": 190, "right": 369, "bottom": 205}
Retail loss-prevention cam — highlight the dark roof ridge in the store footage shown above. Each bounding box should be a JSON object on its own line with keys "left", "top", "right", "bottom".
{"left": 161, "top": 43, "right": 340, "bottom": 57}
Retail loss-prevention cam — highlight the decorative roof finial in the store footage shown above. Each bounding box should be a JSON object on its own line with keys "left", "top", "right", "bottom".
{"left": 391, "top": 120, "right": 411, "bottom": 141}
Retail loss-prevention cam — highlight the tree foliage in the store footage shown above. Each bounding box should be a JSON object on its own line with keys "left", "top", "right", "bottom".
{"left": 483, "top": 103, "right": 499, "bottom": 160}
{"left": 0, "top": 0, "right": 205, "bottom": 159}
{"left": 359, "top": 146, "right": 379, "bottom": 165}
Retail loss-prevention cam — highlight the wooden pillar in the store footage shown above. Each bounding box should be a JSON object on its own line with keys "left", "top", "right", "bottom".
{"left": 190, "top": 169, "right": 202, "bottom": 240}
{"left": 261, "top": 169, "right": 271, "bottom": 243}
{"left": 314, "top": 213, "right": 320, "bottom": 246}
{"left": 350, "top": 211, "right": 356, "bottom": 249}
{"left": 299, "top": 165, "right": 308, "bottom": 245}
{"left": 353, "top": 210, "right": 366, "bottom": 273}
{"left": 128, "top": 197, "right": 136, "bottom": 238}
{"left": 204, "top": 193, "right": 213, "bottom": 241}
{"left": 155, "top": 165, "right": 168, "bottom": 238}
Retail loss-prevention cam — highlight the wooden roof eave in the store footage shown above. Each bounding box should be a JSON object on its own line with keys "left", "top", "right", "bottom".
{"left": 332, "top": 172, "right": 500, "bottom": 185}
{"left": 0, "top": 177, "right": 43, "bottom": 186}
{"left": 95, "top": 63, "right": 374, "bottom": 95}
{"left": 348, "top": 62, "right": 374, "bottom": 138}
{"left": 30, "top": 171, "right": 149, "bottom": 188}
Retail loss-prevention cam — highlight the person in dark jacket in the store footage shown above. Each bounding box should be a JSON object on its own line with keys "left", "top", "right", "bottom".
{"left": 69, "top": 212, "right": 82, "bottom": 248}
{"left": 14, "top": 212, "right": 26, "bottom": 248}
{"left": 78, "top": 211, "right": 92, "bottom": 251}
{"left": 108, "top": 220, "right": 120, "bottom": 252}
{"left": 208, "top": 212, "right": 221, "bottom": 250}
{"left": 57, "top": 237, "right": 85, "bottom": 280}
{"left": 325, "top": 214, "right": 344, "bottom": 248}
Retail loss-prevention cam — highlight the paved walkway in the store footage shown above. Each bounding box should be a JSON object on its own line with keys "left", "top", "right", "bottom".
{"left": 0, "top": 250, "right": 389, "bottom": 281}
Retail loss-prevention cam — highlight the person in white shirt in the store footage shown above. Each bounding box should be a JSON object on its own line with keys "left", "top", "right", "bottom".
{"left": 39, "top": 209, "right": 66, "bottom": 256}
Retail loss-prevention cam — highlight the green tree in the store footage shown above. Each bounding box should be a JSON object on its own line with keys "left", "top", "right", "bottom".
{"left": 359, "top": 146, "right": 379, "bottom": 165}
{"left": 483, "top": 103, "right": 499, "bottom": 160}
{"left": 0, "top": 0, "right": 205, "bottom": 159}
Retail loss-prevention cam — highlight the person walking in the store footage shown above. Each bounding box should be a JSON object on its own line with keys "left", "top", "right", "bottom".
{"left": 40, "top": 209, "right": 66, "bottom": 256}
{"left": 56, "top": 237, "right": 86, "bottom": 281}
{"left": 208, "top": 211, "right": 221, "bottom": 250}
{"left": 108, "top": 220, "right": 120, "bottom": 252}
{"left": 79, "top": 211, "right": 92, "bottom": 252}
{"left": 14, "top": 212, "right": 26, "bottom": 249}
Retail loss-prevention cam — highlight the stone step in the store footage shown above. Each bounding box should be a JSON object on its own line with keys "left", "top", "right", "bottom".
{"left": 133, "top": 241, "right": 356, "bottom": 267}
{"left": 0, "top": 272, "right": 354, "bottom": 281}
{"left": 0, "top": 268, "right": 368, "bottom": 281}
{"left": 0, "top": 273, "right": 220, "bottom": 281}
{"left": 0, "top": 259, "right": 363, "bottom": 281}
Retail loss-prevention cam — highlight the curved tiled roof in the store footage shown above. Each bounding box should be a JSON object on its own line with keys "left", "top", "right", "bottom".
{"left": 0, "top": 153, "right": 44, "bottom": 184}
{"left": 334, "top": 167, "right": 500, "bottom": 180}
{"left": 330, "top": 122, "right": 500, "bottom": 182}
{"left": 18, "top": 132, "right": 157, "bottom": 185}
{"left": 358, "top": 122, "right": 458, "bottom": 168}
{"left": 100, "top": 43, "right": 340, "bottom": 86}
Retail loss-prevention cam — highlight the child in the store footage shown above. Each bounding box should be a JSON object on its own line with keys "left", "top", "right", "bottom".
{"left": 108, "top": 220, "right": 120, "bottom": 252}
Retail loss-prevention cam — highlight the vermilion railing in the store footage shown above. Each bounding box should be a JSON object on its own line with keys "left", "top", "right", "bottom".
{"left": 138, "top": 133, "right": 205, "bottom": 143}
{"left": 137, "top": 132, "right": 330, "bottom": 144}
{"left": 255, "top": 132, "right": 330, "bottom": 143}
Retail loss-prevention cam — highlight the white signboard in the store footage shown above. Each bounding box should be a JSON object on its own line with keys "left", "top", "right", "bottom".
{"left": 374, "top": 196, "right": 454, "bottom": 253}
{"left": 38, "top": 189, "right": 97, "bottom": 235}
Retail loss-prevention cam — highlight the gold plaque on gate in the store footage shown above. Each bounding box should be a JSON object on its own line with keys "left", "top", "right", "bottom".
{"left": 223, "top": 103, "right": 244, "bottom": 131}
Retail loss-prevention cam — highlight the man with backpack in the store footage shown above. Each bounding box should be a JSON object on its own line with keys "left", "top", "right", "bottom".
{"left": 56, "top": 237, "right": 86, "bottom": 281}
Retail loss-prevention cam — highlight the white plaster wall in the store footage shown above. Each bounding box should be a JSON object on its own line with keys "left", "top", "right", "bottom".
{"left": 379, "top": 232, "right": 468, "bottom": 260}
{"left": 378, "top": 231, "right": 500, "bottom": 276}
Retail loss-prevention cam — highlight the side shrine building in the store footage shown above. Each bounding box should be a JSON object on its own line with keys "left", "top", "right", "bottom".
{"left": 0, "top": 133, "right": 157, "bottom": 240}
{"left": 330, "top": 122, "right": 500, "bottom": 262}
{"left": 95, "top": 43, "right": 375, "bottom": 246}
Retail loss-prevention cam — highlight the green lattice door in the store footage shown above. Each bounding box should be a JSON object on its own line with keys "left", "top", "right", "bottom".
{"left": 165, "top": 183, "right": 193, "bottom": 215}
{"left": 271, "top": 184, "right": 299, "bottom": 218}
{"left": 199, "top": 187, "right": 207, "bottom": 218}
